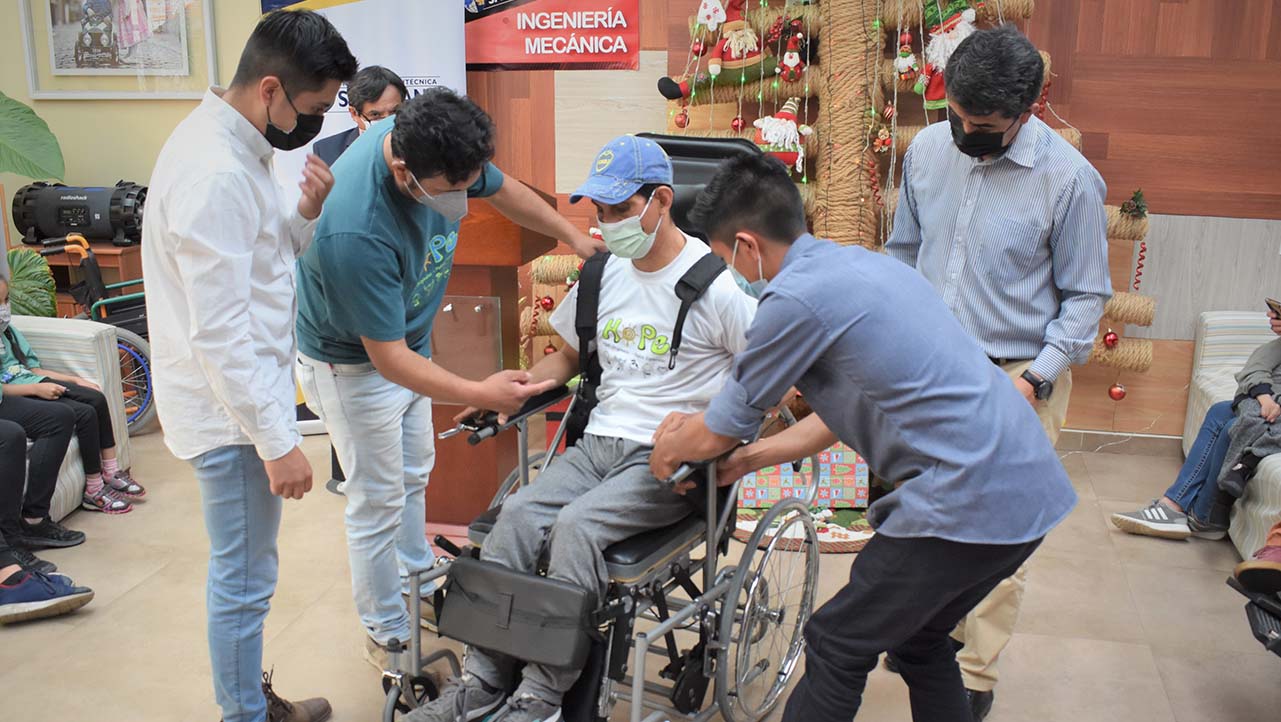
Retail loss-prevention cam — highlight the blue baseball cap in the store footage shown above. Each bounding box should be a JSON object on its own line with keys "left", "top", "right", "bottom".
{"left": 570, "top": 135, "right": 673, "bottom": 205}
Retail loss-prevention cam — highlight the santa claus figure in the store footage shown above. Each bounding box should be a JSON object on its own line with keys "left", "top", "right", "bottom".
{"left": 707, "top": 0, "right": 762, "bottom": 78}
{"left": 894, "top": 31, "right": 919, "bottom": 80}
{"left": 753, "top": 97, "right": 813, "bottom": 174}
{"left": 776, "top": 34, "right": 806, "bottom": 83}
{"left": 914, "top": 2, "right": 980, "bottom": 110}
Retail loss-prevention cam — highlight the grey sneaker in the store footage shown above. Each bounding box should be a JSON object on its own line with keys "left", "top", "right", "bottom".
{"left": 1110, "top": 500, "right": 1191, "bottom": 540}
{"left": 1187, "top": 514, "right": 1227, "bottom": 541}
{"left": 404, "top": 674, "right": 505, "bottom": 722}
{"left": 491, "top": 695, "right": 561, "bottom": 722}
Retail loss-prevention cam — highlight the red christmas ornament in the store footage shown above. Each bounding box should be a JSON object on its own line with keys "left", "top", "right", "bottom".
{"left": 1108, "top": 383, "right": 1127, "bottom": 401}
{"left": 538, "top": 295, "right": 555, "bottom": 311}
{"left": 544, "top": 344, "right": 557, "bottom": 356}
{"left": 1104, "top": 330, "right": 1119, "bottom": 349}
{"left": 731, "top": 115, "right": 747, "bottom": 132}
{"left": 691, "top": 39, "right": 707, "bottom": 56}
{"left": 674, "top": 109, "right": 689, "bottom": 129}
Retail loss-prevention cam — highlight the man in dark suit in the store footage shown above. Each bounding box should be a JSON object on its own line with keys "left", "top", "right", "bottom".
{"left": 313, "top": 65, "right": 408, "bottom": 166}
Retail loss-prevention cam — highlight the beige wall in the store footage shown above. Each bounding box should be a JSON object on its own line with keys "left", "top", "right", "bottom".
{"left": 553, "top": 50, "right": 670, "bottom": 195}
{"left": 0, "top": 0, "right": 265, "bottom": 195}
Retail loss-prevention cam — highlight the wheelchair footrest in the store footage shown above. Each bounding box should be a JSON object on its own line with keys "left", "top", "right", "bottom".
{"left": 1244, "top": 602, "right": 1281, "bottom": 657}
{"left": 666, "top": 643, "right": 711, "bottom": 714}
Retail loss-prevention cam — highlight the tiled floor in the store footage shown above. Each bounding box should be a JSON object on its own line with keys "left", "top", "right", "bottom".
{"left": 3, "top": 434, "right": 1279, "bottom": 722}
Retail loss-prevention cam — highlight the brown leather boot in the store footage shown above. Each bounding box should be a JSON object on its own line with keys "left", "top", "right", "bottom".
{"left": 262, "top": 670, "right": 332, "bottom": 722}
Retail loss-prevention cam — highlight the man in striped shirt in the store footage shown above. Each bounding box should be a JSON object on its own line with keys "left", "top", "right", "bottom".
{"left": 886, "top": 25, "right": 1111, "bottom": 721}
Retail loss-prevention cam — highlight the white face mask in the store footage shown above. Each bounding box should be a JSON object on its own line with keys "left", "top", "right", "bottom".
{"left": 406, "top": 169, "right": 469, "bottom": 223}
{"left": 0, "top": 302, "right": 9, "bottom": 334}
{"left": 597, "top": 194, "right": 661, "bottom": 259}
{"left": 731, "top": 238, "right": 767, "bottom": 298}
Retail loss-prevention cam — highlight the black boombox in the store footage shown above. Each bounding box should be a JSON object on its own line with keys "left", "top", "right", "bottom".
{"left": 11, "top": 181, "right": 147, "bottom": 247}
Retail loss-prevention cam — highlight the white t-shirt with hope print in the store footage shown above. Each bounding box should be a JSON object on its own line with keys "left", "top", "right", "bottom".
{"left": 549, "top": 234, "right": 757, "bottom": 446}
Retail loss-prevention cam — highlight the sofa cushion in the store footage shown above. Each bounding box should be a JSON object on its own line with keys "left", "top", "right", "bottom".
{"left": 1232, "top": 456, "right": 1281, "bottom": 561}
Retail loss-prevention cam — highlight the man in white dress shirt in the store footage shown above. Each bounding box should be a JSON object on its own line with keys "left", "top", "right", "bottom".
{"left": 142, "top": 10, "right": 356, "bottom": 722}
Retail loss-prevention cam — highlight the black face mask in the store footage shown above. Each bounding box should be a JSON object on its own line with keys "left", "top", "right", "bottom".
{"left": 949, "top": 113, "right": 1018, "bottom": 158}
{"left": 264, "top": 88, "right": 324, "bottom": 151}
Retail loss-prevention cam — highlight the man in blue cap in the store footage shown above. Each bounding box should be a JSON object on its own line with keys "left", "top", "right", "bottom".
{"left": 408, "top": 135, "right": 756, "bottom": 722}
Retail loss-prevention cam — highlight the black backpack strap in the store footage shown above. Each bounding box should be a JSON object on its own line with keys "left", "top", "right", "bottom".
{"left": 574, "top": 252, "right": 610, "bottom": 384}
{"left": 669, "top": 253, "right": 727, "bottom": 370}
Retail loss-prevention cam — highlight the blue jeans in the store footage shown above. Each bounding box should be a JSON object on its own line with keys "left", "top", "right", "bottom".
{"left": 193, "top": 445, "right": 282, "bottom": 722}
{"left": 1164, "top": 400, "right": 1236, "bottom": 523}
{"left": 296, "top": 355, "right": 435, "bottom": 646}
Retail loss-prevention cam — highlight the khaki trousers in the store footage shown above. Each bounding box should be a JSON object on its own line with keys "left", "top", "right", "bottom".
{"left": 950, "top": 360, "right": 1071, "bottom": 692}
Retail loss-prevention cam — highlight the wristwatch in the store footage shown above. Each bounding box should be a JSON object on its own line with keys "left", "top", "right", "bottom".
{"left": 1021, "top": 370, "right": 1054, "bottom": 401}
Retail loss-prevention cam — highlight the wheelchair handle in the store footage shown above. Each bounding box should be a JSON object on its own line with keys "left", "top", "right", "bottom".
{"left": 662, "top": 464, "right": 698, "bottom": 488}
{"left": 444, "top": 385, "right": 572, "bottom": 446}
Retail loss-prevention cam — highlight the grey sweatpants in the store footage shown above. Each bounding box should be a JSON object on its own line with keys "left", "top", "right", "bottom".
{"left": 464, "top": 433, "right": 694, "bottom": 704}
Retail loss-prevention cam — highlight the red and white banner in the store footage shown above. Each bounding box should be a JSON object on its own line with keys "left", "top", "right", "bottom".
{"left": 465, "top": 0, "right": 640, "bottom": 71}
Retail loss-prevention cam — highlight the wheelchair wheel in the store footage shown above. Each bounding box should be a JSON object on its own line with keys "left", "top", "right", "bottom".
{"left": 381, "top": 674, "right": 439, "bottom": 718}
{"left": 115, "top": 327, "right": 157, "bottom": 436}
{"left": 490, "top": 450, "right": 557, "bottom": 508}
{"left": 716, "top": 498, "right": 819, "bottom": 722}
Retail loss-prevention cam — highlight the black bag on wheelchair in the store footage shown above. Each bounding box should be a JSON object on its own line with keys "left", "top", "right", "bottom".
{"left": 438, "top": 556, "right": 598, "bottom": 669}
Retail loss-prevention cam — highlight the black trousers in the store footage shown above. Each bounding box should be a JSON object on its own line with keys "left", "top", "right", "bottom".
{"left": 0, "top": 397, "right": 73, "bottom": 522}
{"left": 781, "top": 532, "right": 1042, "bottom": 722}
{"left": 0, "top": 420, "right": 29, "bottom": 567}
{"left": 47, "top": 380, "right": 116, "bottom": 474}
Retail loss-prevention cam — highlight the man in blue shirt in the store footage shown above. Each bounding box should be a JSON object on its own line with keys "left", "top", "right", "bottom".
{"left": 649, "top": 153, "right": 1076, "bottom": 722}
{"left": 295, "top": 88, "right": 598, "bottom": 670}
{"left": 886, "top": 27, "right": 1110, "bottom": 719}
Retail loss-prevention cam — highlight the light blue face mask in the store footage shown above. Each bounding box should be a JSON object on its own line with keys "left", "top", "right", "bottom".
{"left": 730, "top": 239, "right": 768, "bottom": 298}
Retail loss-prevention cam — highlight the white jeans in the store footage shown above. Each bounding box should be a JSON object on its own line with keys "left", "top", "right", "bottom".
{"left": 296, "top": 354, "right": 436, "bottom": 646}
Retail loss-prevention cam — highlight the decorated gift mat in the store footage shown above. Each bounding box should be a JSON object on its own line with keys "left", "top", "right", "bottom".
{"left": 734, "top": 507, "right": 875, "bottom": 554}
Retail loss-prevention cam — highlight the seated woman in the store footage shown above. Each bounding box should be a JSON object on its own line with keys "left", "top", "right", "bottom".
{"left": 0, "top": 277, "right": 145, "bottom": 516}
{"left": 1113, "top": 314, "right": 1281, "bottom": 541}
{"left": 0, "top": 417, "right": 95, "bottom": 625}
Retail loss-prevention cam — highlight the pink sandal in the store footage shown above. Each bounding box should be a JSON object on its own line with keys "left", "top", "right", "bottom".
{"left": 82, "top": 486, "right": 132, "bottom": 514}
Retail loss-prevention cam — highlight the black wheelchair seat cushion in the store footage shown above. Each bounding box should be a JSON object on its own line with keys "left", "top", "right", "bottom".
{"left": 467, "top": 505, "right": 706, "bottom": 583}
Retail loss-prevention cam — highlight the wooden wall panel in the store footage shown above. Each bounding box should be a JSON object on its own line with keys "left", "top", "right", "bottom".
{"left": 467, "top": 70, "right": 557, "bottom": 192}
{"left": 1027, "top": 0, "right": 1281, "bottom": 220}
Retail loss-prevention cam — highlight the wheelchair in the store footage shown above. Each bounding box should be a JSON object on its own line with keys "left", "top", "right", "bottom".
{"left": 38, "top": 234, "right": 156, "bottom": 435}
{"left": 380, "top": 388, "right": 821, "bottom": 722}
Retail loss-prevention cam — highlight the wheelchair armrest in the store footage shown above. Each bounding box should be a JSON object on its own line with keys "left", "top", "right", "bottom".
{"left": 463, "top": 385, "right": 573, "bottom": 445}
{"left": 104, "top": 278, "right": 145, "bottom": 291}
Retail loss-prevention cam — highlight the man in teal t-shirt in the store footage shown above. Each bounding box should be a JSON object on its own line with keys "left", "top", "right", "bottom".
{"left": 295, "top": 88, "right": 598, "bottom": 665}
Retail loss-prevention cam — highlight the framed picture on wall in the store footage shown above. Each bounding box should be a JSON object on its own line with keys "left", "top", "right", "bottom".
{"left": 20, "top": 0, "right": 218, "bottom": 99}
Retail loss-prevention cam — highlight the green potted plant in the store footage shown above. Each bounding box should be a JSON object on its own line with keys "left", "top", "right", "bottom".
{"left": 1, "top": 91, "right": 64, "bottom": 317}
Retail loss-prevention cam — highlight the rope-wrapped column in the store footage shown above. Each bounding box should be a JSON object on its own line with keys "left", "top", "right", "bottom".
{"left": 818, "top": 0, "right": 878, "bottom": 246}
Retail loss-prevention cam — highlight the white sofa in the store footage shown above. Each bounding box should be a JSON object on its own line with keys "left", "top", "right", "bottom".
{"left": 1186, "top": 311, "right": 1281, "bottom": 559}
{"left": 12, "top": 315, "right": 132, "bottom": 522}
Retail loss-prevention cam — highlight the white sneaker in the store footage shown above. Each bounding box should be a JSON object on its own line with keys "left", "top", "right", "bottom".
{"left": 1110, "top": 500, "right": 1191, "bottom": 540}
